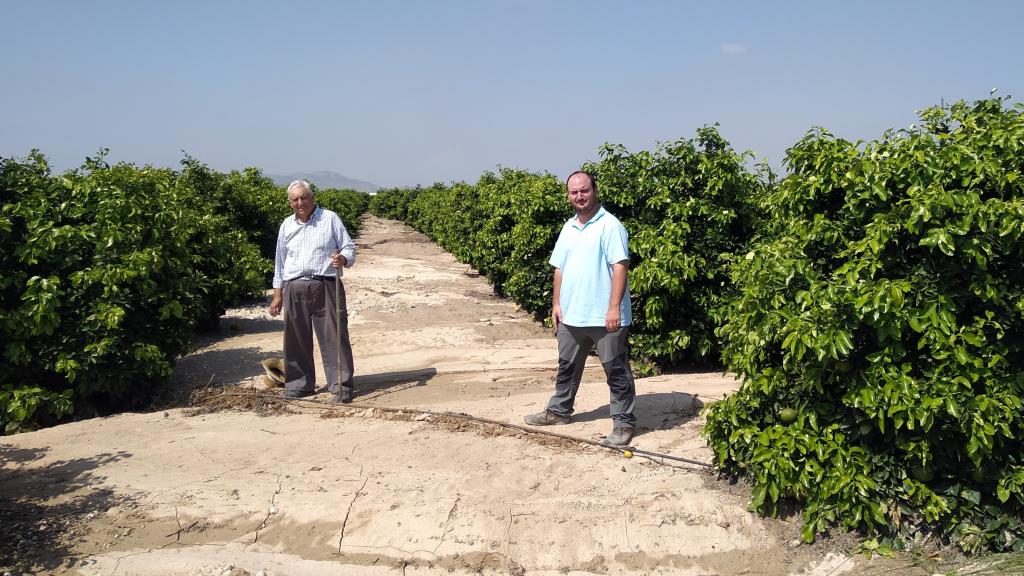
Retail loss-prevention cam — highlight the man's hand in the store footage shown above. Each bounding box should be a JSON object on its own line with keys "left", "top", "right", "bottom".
{"left": 332, "top": 251, "right": 347, "bottom": 269}
{"left": 605, "top": 307, "right": 621, "bottom": 333}
{"left": 551, "top": 305, "right": 563, "bottom": 336}
{"left": 269, "top": 289, "right": 283, "bottom": 317}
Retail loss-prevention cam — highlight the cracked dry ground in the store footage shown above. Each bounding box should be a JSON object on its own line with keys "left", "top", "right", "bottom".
{"left": 0, "top": 216, "right": 936, "bottom": 576}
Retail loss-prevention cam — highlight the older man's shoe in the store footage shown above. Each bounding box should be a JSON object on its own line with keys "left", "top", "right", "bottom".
{"left": 601, "top": 427, "right": 635, "bottom": 447}
{"left": 284, "top": 389, "right": 314, "bottom": 399}
{"left": 523, "top": 410, "right": 571, "bottom": 426}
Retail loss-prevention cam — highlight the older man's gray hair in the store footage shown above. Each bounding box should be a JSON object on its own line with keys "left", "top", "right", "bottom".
{"left": 287, "top": 179, "right": 313, "bottom": 196}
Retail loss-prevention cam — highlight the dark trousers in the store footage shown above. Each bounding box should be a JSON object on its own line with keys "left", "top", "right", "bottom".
{"left": 545, "top": 324, "right": 636, "bottom": 427}
{"left": 282, "top": 277, "right": 355, "bottom": 393}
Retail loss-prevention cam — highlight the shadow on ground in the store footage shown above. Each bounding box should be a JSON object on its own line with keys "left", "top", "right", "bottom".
{"left": 354, "top": 367, "right": 439, "bottom": 400}
{"left": 208, "top": 316, "right": 282, "bottom": 336}
{"left": 570, "top": 391, "right": 705, "bottom": 439}
{"left": 186, "top": 317, "right": 282, "bottom": 353}
{"left": 172, "top": 345, "right": 271, "bottom": 388}
{"left": 0, "top": 445, "right": 132, "bottom": 574}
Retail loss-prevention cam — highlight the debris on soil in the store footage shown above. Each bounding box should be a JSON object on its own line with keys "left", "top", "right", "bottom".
{"left": 187, "top": 387, "right": 295, "bottom": 417}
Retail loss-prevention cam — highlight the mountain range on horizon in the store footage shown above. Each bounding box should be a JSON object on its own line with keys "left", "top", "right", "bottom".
{"left": 267, "top": 170, "right": 378, "bottom": 193}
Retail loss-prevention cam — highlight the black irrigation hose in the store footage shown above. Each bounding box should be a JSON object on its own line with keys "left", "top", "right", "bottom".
{"left": 442, "top": 411, "right": 714, "bottom": 468}
{"left": 206, "top": 389, "right": 714, "bottom": 468}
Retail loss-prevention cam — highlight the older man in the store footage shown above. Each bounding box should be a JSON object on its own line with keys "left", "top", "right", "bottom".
{"left": 268, "top": 180, "right": 357, "bottom": 403}
{"left": 524, "top": 170, "right": 637, "bottom": 446}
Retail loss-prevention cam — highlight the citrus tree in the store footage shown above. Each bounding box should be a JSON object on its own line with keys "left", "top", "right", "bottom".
{"left": 705, "top": 97, "right": 1024, "bottom": 553}
{"left": 0, "top": 152, "right": 266, "bottom": 432}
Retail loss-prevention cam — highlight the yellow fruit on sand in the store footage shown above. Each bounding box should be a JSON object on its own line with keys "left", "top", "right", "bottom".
{"left": 623, "top": 450, "right": 634, "bottom": 459}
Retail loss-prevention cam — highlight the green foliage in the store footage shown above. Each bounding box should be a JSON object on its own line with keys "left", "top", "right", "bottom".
{"left": 1, "top": 385, "right": 73, "bottom": 434}
{"left": 368, "top": 186, "right": 419, "bottom": 221}
{"left": 705, "top": 97, "right": 1024, "bottom": 553}
{"left": 485, "top": 171, "right": 566, "bottom": 312}
{"left": 0, "top": 151, "right": 269, "bottom": 431}
{"left": 177, "top": 158, "right": 288, "bottom": 258}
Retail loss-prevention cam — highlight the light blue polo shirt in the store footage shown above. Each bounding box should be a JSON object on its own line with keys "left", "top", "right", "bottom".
{"left": 549, "top": 206, "right": 632, "bottom": 327}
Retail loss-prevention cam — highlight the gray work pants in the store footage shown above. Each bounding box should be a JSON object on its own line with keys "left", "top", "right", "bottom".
{"left": 282, "top": 277, "right": 355, "bottom": 393}
{"left": 546, "top": 324, "right": 636, "bottom": 427}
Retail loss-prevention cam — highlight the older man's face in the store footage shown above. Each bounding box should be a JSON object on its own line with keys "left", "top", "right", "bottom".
{"left": 288, "top": 188, "right": 315, "bottom": 222}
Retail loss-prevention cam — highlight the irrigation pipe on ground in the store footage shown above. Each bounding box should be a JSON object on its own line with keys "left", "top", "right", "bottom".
{"left": 202, "top": 389, "right": 714, "bottom": 469}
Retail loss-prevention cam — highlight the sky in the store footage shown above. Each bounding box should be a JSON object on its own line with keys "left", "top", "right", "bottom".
{"left": 2, "top": 1, "right": 1021, "bottom": 188}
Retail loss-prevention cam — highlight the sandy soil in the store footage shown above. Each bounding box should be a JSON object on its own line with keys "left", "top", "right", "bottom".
{"left": 0, "top": 216, "right": 937, "bottom": 576}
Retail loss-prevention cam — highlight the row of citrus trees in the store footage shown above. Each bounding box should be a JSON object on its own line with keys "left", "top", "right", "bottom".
{"left": 369, "top": 98, "right": 1024, "bottom": 554}
{"left": 0, "top": 151, "right": 368, "bottom": 433}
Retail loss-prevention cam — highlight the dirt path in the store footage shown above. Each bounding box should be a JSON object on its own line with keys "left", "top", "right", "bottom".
{"left": 0, "top": 216, "right": 932, "bottom": 576}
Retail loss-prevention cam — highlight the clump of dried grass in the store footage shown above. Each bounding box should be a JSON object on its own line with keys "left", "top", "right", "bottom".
{"left": 187, "top": 386, "right": 294, "bottom": 417}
